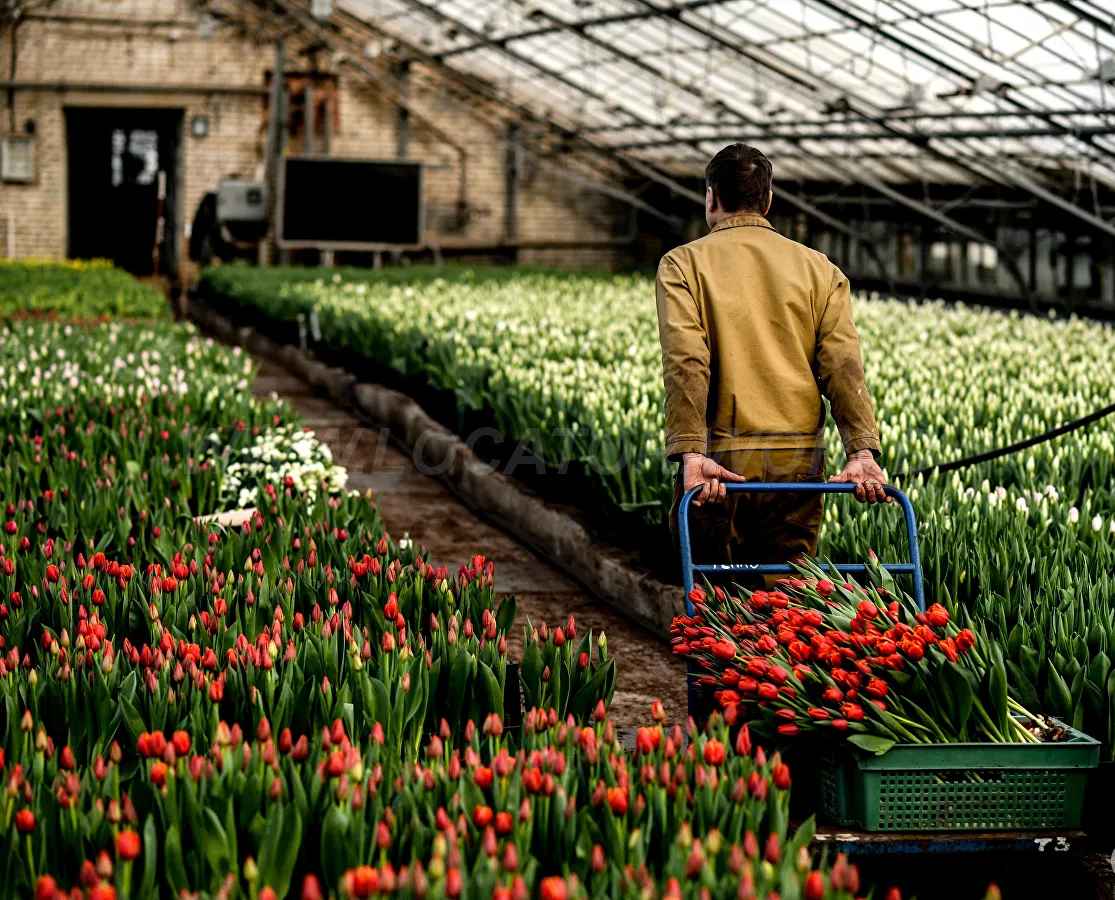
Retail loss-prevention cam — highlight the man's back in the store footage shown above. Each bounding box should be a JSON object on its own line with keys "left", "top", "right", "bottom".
{"left": 656, "top": 213, "right": 879, "bottom": 460}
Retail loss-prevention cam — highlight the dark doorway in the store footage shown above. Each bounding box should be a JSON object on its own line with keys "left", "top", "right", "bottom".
{"left": 65, "top": 107, "right": 182, "bottom": 277}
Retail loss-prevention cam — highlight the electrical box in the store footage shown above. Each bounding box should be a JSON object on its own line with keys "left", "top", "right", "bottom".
{"left": 216, "top": 179, "right": 267, "bottom": 224}
{"left": 1, "top": 136, "right": 34, "bottom": 183}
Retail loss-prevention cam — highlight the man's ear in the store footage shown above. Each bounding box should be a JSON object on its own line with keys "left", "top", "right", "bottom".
{"left": 763, "top": 190, "right": 773, "bottom": 216}
{"left": 706, "top": 185, "right": 716, "bottom": 213}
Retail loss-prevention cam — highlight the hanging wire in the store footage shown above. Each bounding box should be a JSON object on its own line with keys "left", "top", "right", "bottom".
{"left": 849, "top": 0, "right": 882, "bottom": 82}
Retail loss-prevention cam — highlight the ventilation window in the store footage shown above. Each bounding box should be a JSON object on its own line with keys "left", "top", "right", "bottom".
{"left": 1, "top": 136, "right": 34, "bottom": 183}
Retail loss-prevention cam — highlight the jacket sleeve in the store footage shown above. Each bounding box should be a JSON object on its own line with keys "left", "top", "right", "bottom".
{"left": 656, "top": 255, "right": 709, "bottom": 459}
{"left": 816, "top": 267, "right": 882, "bottom": 457}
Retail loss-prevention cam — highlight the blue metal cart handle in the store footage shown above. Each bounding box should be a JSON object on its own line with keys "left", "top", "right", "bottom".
{"left": 679, "top": 482, "right": 925, "bottom": 718}
{"left": 679, "top": 481, "right": 924, "bottom": 611}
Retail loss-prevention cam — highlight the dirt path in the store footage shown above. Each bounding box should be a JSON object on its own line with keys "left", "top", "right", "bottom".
{"left": 253, "top": 360, "right": 688, "bottom": 729}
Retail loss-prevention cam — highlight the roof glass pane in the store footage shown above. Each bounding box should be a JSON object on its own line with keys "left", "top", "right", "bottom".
{"left": 341, "top": 0, "right": 1115, "bottom": 188}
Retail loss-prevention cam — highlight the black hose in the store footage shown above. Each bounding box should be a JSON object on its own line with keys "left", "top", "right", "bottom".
{"left": 891, "top": 399, "right": 1115, "bottom": 482}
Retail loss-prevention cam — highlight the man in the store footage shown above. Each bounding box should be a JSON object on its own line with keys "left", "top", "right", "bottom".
{"left": 657, "top": 143, "right": 887, "bottom": 568}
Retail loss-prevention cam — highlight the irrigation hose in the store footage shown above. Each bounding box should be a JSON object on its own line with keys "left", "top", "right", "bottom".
{"left": 891, "top": 399, "right": 1115, "bottom": 482}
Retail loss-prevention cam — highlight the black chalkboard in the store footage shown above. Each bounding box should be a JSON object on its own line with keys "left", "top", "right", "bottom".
{"left": 279, "top": 157, "right": 422, "bottom": 246}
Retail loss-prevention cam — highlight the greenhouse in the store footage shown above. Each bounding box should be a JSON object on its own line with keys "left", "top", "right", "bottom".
{"left": 2, "top": 1, "right": 1115, "bottom": 899}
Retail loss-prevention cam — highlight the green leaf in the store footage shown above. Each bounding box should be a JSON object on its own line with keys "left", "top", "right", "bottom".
{"left": 271, "top": 807, "right": 303, "bottom": 897}
{"left": 1005, "top": 660, "right": 1041, "bottom": 712}
{"left": 320, "top": 805, "right": 351, "bottom": 890}
{"left": 118, "top": 693, "right": 146, "bottom": 744}
{"left": 138, "top": 814, "right": 158, "bottom": 900}
{"left": 521, "top": 641, "right": 543, "bottom": 709}
{"left": 847, "top": 734, "right": 896, "bottom": 755}
{"left": 1070, "top": 665, "right": 1088, "bottom": 732}
{"left": 256, "top": 805, "right": 286, "bottom": 891}
{"left": 1045, "top": 666, "right": 1074, "bottom": 718}
{"left": 988, "top": 642, "right": 1010, "bottom": 735}
{"left": 447, "top": 650, "right": 473, "bottom": 733}
{"left": 164, "top": 824, "right": 190, "bottom": 895}
{"left": 569, "top": 659, "right": 614, "bottom": 722}
{"left": 478, "top": 660, "right": 503, "bottom": 719}
{"left": 495, "top": 596, "right": 517, "bottom": 636}
{"left": 200, "top": 807, "right": 231, "bottom": 878}
{"left": 943, "top": 662, "right": 975, "bottom": 738}
{"left": 369, "top": 677, "right": 390, "bottom": 727}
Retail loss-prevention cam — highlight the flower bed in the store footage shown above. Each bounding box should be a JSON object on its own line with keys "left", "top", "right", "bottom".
{"left": 198, "top": 266, "right": 1115, "bottom": 758}
{"left": 0, "top": 259, "right": 168, "bottom": 320}
{"left": 0, "top": 303, "right": 909, "bottom": 899}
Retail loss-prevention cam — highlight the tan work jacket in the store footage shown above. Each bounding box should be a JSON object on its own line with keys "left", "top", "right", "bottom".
{"left": 655, "top": 213, "right": 880, "bottom": 460}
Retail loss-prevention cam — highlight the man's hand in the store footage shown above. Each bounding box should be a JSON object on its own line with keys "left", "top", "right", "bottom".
{"left": 829, "top": 449, "right": 890, "bottom": 503}
{"left": 682, "top": 452, "right": 746, "bottom": 506}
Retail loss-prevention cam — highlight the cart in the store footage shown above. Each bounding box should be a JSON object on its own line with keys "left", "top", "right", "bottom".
{"left": 676, "top": 481, "right": 1097, "bottom": 858}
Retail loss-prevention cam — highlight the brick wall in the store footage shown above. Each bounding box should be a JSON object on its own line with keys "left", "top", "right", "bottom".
{"left": 0, "top": 0, "right": 631, "bottom": 272}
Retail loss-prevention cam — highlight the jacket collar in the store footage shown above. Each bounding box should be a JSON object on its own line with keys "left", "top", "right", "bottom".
{"left": 710, "top": 213, "right": 777, "bottom": 234}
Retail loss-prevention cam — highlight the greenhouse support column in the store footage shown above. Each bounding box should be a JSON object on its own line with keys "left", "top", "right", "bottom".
{"left": 503, "top": 120, "right": 521, "bottom": 255}
{"left": 918, "top": 225, "right": 929, "bottom": 295}
{"left": 395, "top": 60, "right": 410, "bottom": 160}
{"left": 1029, "top": 225, "right": 1038, "bottom": 295}
{"left": 304, "top": 79, "right": 315, "bottom": 154}
{"left": 264, "top": 38, "right": 286, "bottom": 266}
{"left": 322, "top": 91, "right": 333, "bottom": 155}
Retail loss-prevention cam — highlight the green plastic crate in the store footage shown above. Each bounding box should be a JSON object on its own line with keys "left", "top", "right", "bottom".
{"left": 818, "top": 719, "right": 1100, "bottom": 832}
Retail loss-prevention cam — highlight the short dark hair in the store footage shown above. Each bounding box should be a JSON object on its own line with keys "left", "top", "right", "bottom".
{"left": 705, "top": 143, "right": 772, "bottom": 214}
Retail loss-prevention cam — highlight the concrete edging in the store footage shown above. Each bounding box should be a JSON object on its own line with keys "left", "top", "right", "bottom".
{"left": 188, "top": 299, "right": 679, "bottom": 638}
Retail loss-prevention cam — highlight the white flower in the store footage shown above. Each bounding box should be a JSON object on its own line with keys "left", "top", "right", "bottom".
{"left": 1092, "top": 515, "right": 1103, "bottom": 532}
{"left": 1068, "top": 507, "right": 1080, "bottom": 524}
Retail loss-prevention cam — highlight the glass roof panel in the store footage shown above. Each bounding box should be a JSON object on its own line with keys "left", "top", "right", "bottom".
{"left": 341, "top": 0, "right": 1115, "bottom": 190}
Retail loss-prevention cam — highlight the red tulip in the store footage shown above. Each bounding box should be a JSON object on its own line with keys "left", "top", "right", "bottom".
{"left": 116, "top": 829, "right": 141, "bottom": 860}
{"left": 350, "top": 866, "right": 378, "bottom": 899}
{"left": 865, "top": 678, "right": 889, "bottom": 699}
{"left": 495, "top": 811, "right": 513, "bottom": 834}
{"left": 14, "top": 807, "right": 35, "bottom": 833}
{"left": 301, "top": 874, "right": 324, "bottom": 900}
{"left": 773, "top": 763, "right": 791, "bottom": 790}
{"left": 172, "top": 731, "right": 191, "bottom": 756}
{"left": 473, "top": 805, "right": 493, "bottom": 828}
{"left": 446, "top": 868, "right": 462, "bottom": 898}
{"left": 605, "top": 785, "right": 628, "bottom": 815}
{"left": 474, "top": 766, "right": 493, "bottom": 789}
{"left": 35, "top": 876, "right": 57, "bottom": 900}
{"left": 764, "top": 832, "right": 781, "bottom": 863}
{"left": 540, "top": 877, "right": 567, "bottom": 900}
{"left": 702, "top": 739, "right": 725, "bottom": 766}
{"left": 150, "top": 761, "right": 168, "bottom": 788}
{"left": 591, "top": 844, "right": 606, "bottom": 873}
{"left": 926, "top": 604, "right": 950, "bottom": 627}
{"left": 804, "top": 870, "right": 824, "bottom": 900}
